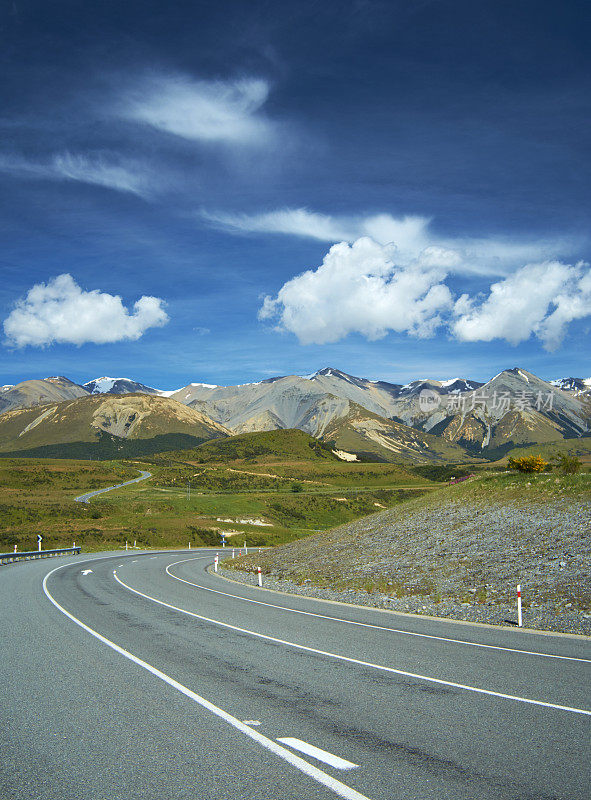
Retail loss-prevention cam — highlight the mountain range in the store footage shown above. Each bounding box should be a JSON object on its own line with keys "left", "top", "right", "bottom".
{"left": 0, "top": 367, "right": 589, "bottom": 462}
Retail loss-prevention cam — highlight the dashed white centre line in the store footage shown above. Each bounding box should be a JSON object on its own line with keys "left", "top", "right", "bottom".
{"left": 278, "top": 738, "right": 359, "bottom": 770}
{"left": 42, "top": 560, "right": 373, "bottom": 800}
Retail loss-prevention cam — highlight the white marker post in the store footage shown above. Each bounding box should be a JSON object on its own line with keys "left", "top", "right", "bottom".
{"left": 232, "top": 548, "right": 235, "bottom": 559}
{"left": 257, "top": 566, "right": 262, "bottom": 587}
{"left": 37, "top": 534, "right": 42, "bottom": 552}
{"left": 73, "top": 541, "right": 76, "bottom": 549}
{"left": 214, "top": 554, "right": 218, "bottom": 573}
{"left": 13, "top": 544, "right": 17, "bottom": 553}
{"left": 188, "top": 542, "right": 191, "bottom": 550}
{"left": 134, "top": 540, "right": 137, "bottom": 548}
{"left": 517, "top": 585, "right": 523, "bottom": 627}
{"left": 125, "top": 540, "right": 128, "bottom": 551}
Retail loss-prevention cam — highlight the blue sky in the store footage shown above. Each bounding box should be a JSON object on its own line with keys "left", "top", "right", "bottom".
{"left": 0, "top": 0, "right": 589, "bottom": 388}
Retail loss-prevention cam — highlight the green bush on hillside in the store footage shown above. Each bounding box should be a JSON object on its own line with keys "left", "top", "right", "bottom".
{"left": 553, "top": 454, "right": 582, "bottom": 475}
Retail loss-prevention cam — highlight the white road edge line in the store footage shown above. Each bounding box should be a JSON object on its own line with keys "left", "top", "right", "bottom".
{"left": 278, "top": 738, "right": 359, "bottom": 770}
{"left": 114, "top": 569, "right": 591, "bottom": 717}
{"left": 42, "top": 562, "right": 372, "bottom": 800}
{"left": 165, "top": 558, "right": 591, "bottom": 664}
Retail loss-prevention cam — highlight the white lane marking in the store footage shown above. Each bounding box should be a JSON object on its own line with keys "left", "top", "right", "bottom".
{"left": 278, "top": 738, "right": 358, "bottom": 770}
{"left": 165, "top": 558, "right": 591, "bottom": 664}
{"left": 81, "top": 570, "right": 93, "bottom": 575}
{"left": 243, "top": 720, "right": 261, "bottom": 726}
{"left": 42, "top": 564, "right": 372, "bottom": 800}
{"left": 114, "top": 570, "right": 591, "bottom": 717}
{"left": 151, "top": 557, "right": 158, "bottom": 559}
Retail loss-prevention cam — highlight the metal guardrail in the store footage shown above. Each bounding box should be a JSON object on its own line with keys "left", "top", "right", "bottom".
{"left": 0, "top": 547, "right": 81, "bottom": 565}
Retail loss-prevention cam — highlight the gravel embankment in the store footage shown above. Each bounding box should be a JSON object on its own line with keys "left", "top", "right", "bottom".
{"left": 223, "top": 488, "right": 591, "bottom": 636}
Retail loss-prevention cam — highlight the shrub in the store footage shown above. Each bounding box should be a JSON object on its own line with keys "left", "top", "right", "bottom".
{"left": 553, "top": 454, "right": 582, "bottom": 475}
{"left": 507, "top": 455, "right": 549, "bottom": 473}
{"left": 290, "top": 482, "right": 304, "bottom": 493}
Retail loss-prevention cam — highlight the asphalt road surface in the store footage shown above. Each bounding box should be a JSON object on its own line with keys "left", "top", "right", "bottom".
{"left": 2, "top": 548, "right": 590, "bottom": 800}
{"left": 74, "top": 470, "right": 151, "bottom": 503}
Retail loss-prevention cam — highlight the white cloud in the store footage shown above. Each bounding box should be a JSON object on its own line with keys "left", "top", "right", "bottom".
{"left": 4, "top": 274, "right": 169, "bottom": 347}
{"left": 0, "top": 153, "right": 149, "bottom": 196}
{"left": 206, "top": 206, "right": 580, "bottom": 277}
{"left": 206, "top": 208, "right": 431, "bottom": 257}
{"left": 52, "top": 153, "right": 149, "bottom": 195}
{"left": 124, "top": 75, "right": 273, "bottom": 145}
{"left": 452, "top": 260, "right": 591, "bottom": 350}
{"left": 259, "top": 237, "right": 453, "bottom": 345}
{"left": 204, "top": 208, "right": 352, "bottom": 241}
{"left": 260, "top": 237, "right": 591, "bottom": 350}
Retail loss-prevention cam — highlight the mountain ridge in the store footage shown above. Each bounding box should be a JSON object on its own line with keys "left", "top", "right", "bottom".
{"left": 2, "top": 367, "right": 589, "bottom": 460}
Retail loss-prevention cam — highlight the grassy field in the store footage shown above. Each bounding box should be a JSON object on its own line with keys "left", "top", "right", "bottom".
{"left": 0, "top": 430, "right": 444, "bottom": 552}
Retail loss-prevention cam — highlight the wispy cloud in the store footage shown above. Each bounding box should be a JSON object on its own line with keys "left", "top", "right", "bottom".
{"left": 259, "top": 238, "right": 591, "bottom": 351}
{"left": 122, "top": 75, "right": 274, "bottom": 146}
{"left": 205, "top": 207, "right": 580, "bottom": 277}
{"left": 0, "top": 153, "right": 150, "bottom": 196}
{"left": 4, "top": 274, "right": 169, "bottom": 347}
{"left": 52, "top": 153, "right": 149, "bottom": 195}
{"left": 205, "top": 208, "right": 430, "bottom": 257}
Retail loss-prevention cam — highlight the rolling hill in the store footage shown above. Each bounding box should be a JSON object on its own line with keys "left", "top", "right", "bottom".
{"left": 0, "top": 393, "right": 229, "bottom": 458}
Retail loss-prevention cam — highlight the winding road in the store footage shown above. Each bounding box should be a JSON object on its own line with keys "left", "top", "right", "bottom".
{"left": 74, "top": 469, "right": 151, "bottom": 503}
{"left": 2, "top": 549, "right": 590, "bottom": 799}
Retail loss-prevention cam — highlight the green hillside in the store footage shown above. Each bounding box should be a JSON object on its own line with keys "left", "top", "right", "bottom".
{"left": 153, "top": 428, "right": 338, "bottom": 463}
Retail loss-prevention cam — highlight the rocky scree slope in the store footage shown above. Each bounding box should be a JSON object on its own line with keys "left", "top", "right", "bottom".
{"left": 229, "top": 472, "right": 591, "bottom": 634}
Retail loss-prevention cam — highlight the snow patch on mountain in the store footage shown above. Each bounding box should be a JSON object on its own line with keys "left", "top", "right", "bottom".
{"left": 85, "top": 377, "right": 120, "bottom": 393}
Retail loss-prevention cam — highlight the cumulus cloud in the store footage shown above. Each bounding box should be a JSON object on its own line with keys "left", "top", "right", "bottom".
{"left": 452, "top": 260, "right": 591, "bottom": 351}
{"left": 4, "top": 274, "right": 169, "bottom": 347}
{"left": 259, "top": 235, "right": 591, "bottom": 350}
{"left": 259, "top": 237, "right": 454, "bottom": 344}
{"left": 206, "top": 206, "right": 580, "bottom": 277}
{"left": 124, "top": 75, "right": 273, "bottom": 145}
{"left": 0, "top": 153, "right": 149, "bottom": 196}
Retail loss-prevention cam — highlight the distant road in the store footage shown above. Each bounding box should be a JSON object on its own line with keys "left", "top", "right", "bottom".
{"left": 1, "top": 548, "right": 589, "bottom": 799}
{"left": 74, "top": 469, "right": 151, "bottom": 503}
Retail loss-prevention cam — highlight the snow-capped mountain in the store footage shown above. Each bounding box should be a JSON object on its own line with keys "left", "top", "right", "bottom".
{"left": 550, "top": 377, "right": 591, "bottom": 394}
{"left": 84, "top": 377, "right": 160, "bottom": 395}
